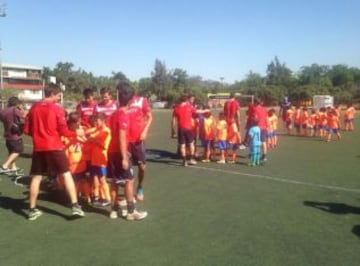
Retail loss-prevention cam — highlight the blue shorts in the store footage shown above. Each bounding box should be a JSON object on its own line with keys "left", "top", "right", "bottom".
{"left": 217, "top": 140, "right": 227, "bottom": 150}
{"left": 202, "top": 140, "right": 214, "bottom": 148}
{"left": 227, "top": 143, "right": 239, "bottom": 150}
{"left": 328, "top": 128, "right": 339, "bottom": 134}
{"left": 90, "top": 166, "right": 107, "bottom": 177}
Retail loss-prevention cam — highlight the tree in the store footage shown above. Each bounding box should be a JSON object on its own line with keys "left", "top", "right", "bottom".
{"left": 171, "top": 68, "right": 188, "bottom": 93}
{"left": 151, "top": 59, "right": 168, "bottom": 99}
{"left": 266, "top": 56, "right": 292, "bottom": 86}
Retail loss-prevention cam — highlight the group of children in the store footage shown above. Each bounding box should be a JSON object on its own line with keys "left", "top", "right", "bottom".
{"left": 56, "top": 112, "right": 112, "bottom": 207}
{"left": 188, "top": 107, "right": 277, "bottom": 166}
{"left": 284, "top": 103, "right": 356, "bottom": 142}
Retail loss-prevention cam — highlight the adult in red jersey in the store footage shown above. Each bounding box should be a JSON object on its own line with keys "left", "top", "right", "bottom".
{"left": 253, "top": 98, "right": 269, "bottom": 161}
{"left": 24, "top": 83, "right": 85, "bottom": 221}
{"left": 223, "top": 92, "right": 240, "bottom": 127}
{"left": 127, "top": 91, "right": 153, "bottom": 201}
{"left": 107, "top": 82, "right": 147, "bottom": 221}
{"left": 93, "top": 87, "right": 117, "bottom": 125}
{"left": 173, "top": 94, "right": 208, "bottom": 166}
{"left": 76, "top": 88, "right": 97, "bottom": 128}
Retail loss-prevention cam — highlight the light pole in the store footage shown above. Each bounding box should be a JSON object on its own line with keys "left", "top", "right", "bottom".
{"left": 0, "top": 2, "right": 6, "bottom": 104}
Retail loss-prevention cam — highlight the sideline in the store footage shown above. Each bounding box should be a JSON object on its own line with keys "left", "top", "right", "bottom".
{"left": 190, "top": 165, "right": 360, "bottom": 194}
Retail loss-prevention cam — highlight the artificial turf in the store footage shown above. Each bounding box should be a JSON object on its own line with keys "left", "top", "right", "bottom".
{"left": 0, "top": 109, "right": 359, "bottom": 266}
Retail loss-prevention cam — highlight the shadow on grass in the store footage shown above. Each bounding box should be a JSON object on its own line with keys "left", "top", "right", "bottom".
{"left": 303, "top": 201, "right": 360, "bottom": 215}
{"left": 146, "top": 149, "right": 181, "bottom": 165}
{"left": 0, "top": 195, "right": 78, "bottom": 220}
{"left": 352, "top": 225, "right": 360, "bottom": 238}
{"left": 304, "top": 201, "right": 360, "bottom": 239}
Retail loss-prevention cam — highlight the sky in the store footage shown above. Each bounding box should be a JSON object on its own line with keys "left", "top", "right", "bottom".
{"left": 0, "top": 0, "right": 359, "bottom": 83}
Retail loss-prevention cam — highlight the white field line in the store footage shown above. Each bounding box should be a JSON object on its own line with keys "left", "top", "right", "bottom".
{"left": 190, "top": 165, "right": 360, "bottom": 194}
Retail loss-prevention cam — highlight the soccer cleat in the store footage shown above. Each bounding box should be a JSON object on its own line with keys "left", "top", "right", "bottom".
{"left": 109, "top": 210, "right": 119, "bottom": 219}
{"left": 227, "top": 160, "right": 235, "bottom": 164}
{"left": 100, "top": 199, "right": 111, "bottom": 207}
{"left": 71, "top": 204, "right": 85, "bottom": 217}
{"left": 126, "top": 209, "right": 148, "bottom": 221}
{"left": 136, "top": 187, "right": 144, "bottom": 201}
{"left": 188, "top": 159, "right": 197, "bottom": 165}
{"left": 239, "top": 144, "right": 247, "bottom": 150}
{"left": 216, "top": 160, "right": 226, "bottom": 164}
{"left": 0, "top": 166, "right": 11, "bottom": 174}
{"left": 201, "top": 159, "right": 210, "bottom": 163}
{"left": 28, "top": 208, "right": 43, "bottom": 221}
{"left": 182, "top": 160, "right": 188, "bottom": 167}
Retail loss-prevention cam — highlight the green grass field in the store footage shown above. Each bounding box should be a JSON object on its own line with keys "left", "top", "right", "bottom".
{"left": 0, "top": 109, "right": 359, "bottom": 266}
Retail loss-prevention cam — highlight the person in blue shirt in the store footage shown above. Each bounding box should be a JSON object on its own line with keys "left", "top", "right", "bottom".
{"left": 248, "top": 117, "right": 262, "bottom": 166}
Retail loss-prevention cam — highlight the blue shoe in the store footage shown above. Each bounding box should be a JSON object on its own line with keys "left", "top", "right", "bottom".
{"left": 136, "top": 187, "right": 144, "bottom": 201}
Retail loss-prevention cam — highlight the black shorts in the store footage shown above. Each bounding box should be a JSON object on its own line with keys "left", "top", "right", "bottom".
{"left": 107, "top": 152, "right": 134, "bottom": 184}
{"left": 30, "top": 151, "right": 69, "bottom": 176}
{"left": 6, "top": 139, "right": 24, "bottom": 154}
{"left": 128, "top": 141, "right": 146, "bottom": 166}
{"left": 178, "top": 128, "right": 194, "bottom": 145}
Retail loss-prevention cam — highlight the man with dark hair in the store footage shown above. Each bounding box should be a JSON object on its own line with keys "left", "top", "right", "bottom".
{"left": 173, "top": 94, "right": 209, "bottom": 166}
{"left": 76, "top": 88, "right": 97, "bottom": 128}
{"left": 108, "top": 82, "right": 148, "bottom": 220}
{"left": 126, "top": 87, "right": 152, "bottom": 201}
{"left": 253, "top": 98, "right": 269, "bottom": 161}
{"left": 224, "top": 92, "right": 240, "bottom": 127}
{"left": 93, "top": 87, "right": 117, "bottom": 125}
{"left": 24, "top": 83, "right": 85, "bottom": 220}
{"left": 0, "top": 96, "right": 26, "bottom": 173}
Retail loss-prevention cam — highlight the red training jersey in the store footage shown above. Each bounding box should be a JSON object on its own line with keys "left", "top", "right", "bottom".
{"left": 24, "top": 100, "right": 76, "bottom": 151}
{"left": 174, "top": 101, "right": 196, "bottom": 130}
{"left": 108, "top": 108, "right": 130, "bottom": 153}
{"left": 126, "top": 96, "right": 151, "bottom": 143}
{"left": 76, "top": 100, "right": 98, "bottom": 128}
{"left": 224, "top": 98, "right": 240, "bottom": 121}
{"left": 94, "top": 100, "right": 118, "bottom": 126}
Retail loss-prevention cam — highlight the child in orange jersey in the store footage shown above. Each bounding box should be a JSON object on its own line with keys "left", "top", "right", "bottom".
{"left": 63, "top": 112, "right": 92, "bottom": 203}
{"left": 344, "top": 102, "right": 356, "bottom": 131}
{"left": 300, "top": 107, "right": 309, "bottom": 136}
{"left": 317, "top": 107, "right": 327, "bottom": 138}
{"left": 216, "top": 112, "right": 228, "bottom": 164}
{"left": 88, "top": 113, "right": 112, "bottom": 207}
{"left": 294, "top": 106, "right": 302, "bottom": 136}
{"left": 267, "top": 108, "right": 278, "bottom": 148}
{"left": 201, "top": 110, "right": 216, "bottom": 163}
{"left": 285, "top": 105, "right": 294, "bottom": 135}
{"left": 326, "top": 109, "right": 341, "bottom": 142}
{"left": 226, "top": 115, "right": 241, "bottom": 163}
{"left": 308, "top": 108, "right": 318, "bottom": 137}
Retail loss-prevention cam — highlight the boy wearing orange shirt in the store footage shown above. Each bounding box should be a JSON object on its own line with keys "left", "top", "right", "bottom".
{"left": 327, "top": 109, "right": 341, "bottom": 142}
{"left": 88, "top": 113, "right": 112, "bottom": 206}
{"left": 267, "top": 109, "right": 278, "bottom": 148}
{"left": 344, "top": 102, "right": 356, "bottom": 131}
{"left": 285, "top": 105, "right": 294, "bottom": 135}
{"left": 308, "top": 109, "right": 318, "bottom": 137}
{"left": 216, "top": 112, "right": 228, "bottom": 164}
{"left": 201, "top": 111, "right": 215, "bottom": 163}
{"left": 227, "top": 115, "right": 241, "bottom": 163}
{"left": 63, "top": 112, "right": 91, "bottom": 203}
{"left": 300, "top": 107, "right": 309, "bottom": 136}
